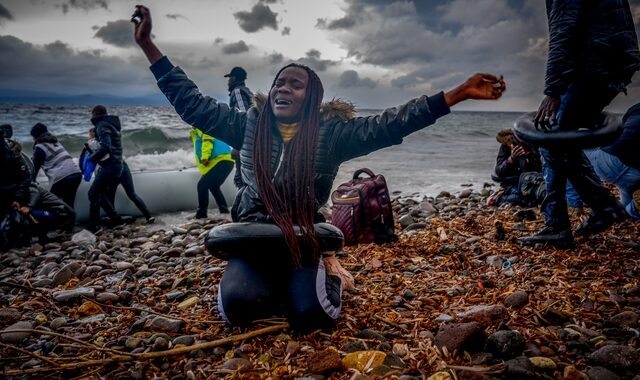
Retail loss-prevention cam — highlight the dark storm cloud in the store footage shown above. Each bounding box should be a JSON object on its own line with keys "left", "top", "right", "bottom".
{"left": 0, "top": 3, "right": 14, "bottom": 23}
{"left": 0, "top": 35, "right": 152, "bottom": 95}
{"left": 281, "top": 26, "right": 290, "bottom": 36}
{"left": 93, "top": 20, "right": 135, "bottom": 48}
{"left": 166, "top": 13, "right": 189, "bottom": 21}
{"left": 62, "top": 0, "right": 109, "bottom": 14}
{"left": 318, "top": 0, "right": 550, "bottom": 108}
{"left": 222, "top": 40, "right": 249, "bottom": 54}
{"left": 268, "top": 52, "right": 284, "bottom": 64}
{"left": 339, "top": 70, "right": 376, "bottom": 88}
{"left": 316, "top": 13, "right": 358, "bottom": 30}
{"left": 233, "top": 3, "right": 278, "bottom": 33}
{"left": 294, "top": 49, "right": 339, "bottom": 72}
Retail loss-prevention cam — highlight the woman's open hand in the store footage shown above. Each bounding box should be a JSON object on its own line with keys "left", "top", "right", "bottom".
{"left": 445, "top": 73, "right": 506, "bottom": 107}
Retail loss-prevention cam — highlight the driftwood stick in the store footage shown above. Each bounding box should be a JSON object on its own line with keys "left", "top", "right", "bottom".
{"left": 0, "top": 342, "right": 59, "bottom": 367}
{"left": 81, "top": 296, "right": 224, "bottom": 324}
{"left": 1, "top": 323, "right": 289, "bottom": 376}
{"left": 0, "top": 329, "right": 130, "bottom": 356}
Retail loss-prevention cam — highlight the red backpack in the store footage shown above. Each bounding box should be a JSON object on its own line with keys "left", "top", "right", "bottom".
{"left": 330, "top": 168, "right": 397, "bottom": 246}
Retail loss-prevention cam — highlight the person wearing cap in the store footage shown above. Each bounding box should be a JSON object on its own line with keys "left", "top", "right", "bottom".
{"left": 30, "top": 122, "right": 82, "bottom": 210}
{"left": 225, "top": 66, "right": 253, "bottom": 189}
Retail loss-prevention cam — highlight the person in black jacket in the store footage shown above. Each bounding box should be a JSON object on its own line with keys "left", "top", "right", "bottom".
{"left": 87, "top": 105, "right": 124, "bottom": 231}
{"left": 133, "top": 5, "right": 505, "bottom": 332}
{"left": 225, "top": 66, "right": 254, "bottom": 189}
{"left": 0, "top": 129, "right": 31, "bottom": 219}
{"left": 520, "top": 0, "right": 640, "bottom": 247}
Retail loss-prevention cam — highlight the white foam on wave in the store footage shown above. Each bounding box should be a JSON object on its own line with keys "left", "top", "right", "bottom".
{"left": 125, "top": 149, "right": 194, "bottom": 172}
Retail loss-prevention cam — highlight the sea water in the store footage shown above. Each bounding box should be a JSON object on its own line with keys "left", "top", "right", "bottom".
{"left": 2, "top": 103, "right": 524, "bottom": 199}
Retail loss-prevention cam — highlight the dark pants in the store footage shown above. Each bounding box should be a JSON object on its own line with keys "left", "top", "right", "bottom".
{"left": 88, "top": 161, "right": 122, "bottom": 227}
{"left": 540, "top": 81, "right": 623, "bottom": 229}
{"left": 107, "top": 161, "right": 151, "bottom": 220}
{"left": 197, "top": 161, "right": 233, "bottom": 212}
{"left": 50, "top": 172, "right": 81, "bottom": 209}
{"left": 218, "top": 255, "right": 342, "bottom": 332}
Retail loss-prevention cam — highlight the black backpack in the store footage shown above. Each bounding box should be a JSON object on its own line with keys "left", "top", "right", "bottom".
{"left": 0, "top": 208, "right": 33, "bottom": 252}
{"left": 518, "top": 172, "right": 546, "bottom": 206}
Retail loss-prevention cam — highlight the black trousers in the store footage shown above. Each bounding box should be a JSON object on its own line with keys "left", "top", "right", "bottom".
{"left": 107, "top": 161, "right": 151, "bottom": 220}
{"left": 50, "top": 172, "right": 81, "bottom": 209}
{"left": 197, "top": 161, "right": 233, "bottom": 212}
{"left": 88, "top": 162, "right": 122, "bottom": 226}
{"left": 218, "top": 255, "right": 342, "bottom": 332}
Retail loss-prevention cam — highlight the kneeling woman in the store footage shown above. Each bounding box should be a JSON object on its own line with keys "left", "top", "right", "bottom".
{"left": 133, "top": 6, "right": 505, "bottom": 332}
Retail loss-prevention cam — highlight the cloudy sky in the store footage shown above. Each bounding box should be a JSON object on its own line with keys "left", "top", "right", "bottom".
{"left": 0, "top": 0, "right": 639, "bottom": 111}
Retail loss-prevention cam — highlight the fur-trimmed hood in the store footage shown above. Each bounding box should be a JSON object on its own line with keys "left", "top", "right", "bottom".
{"left": 252, "top": 92, "right": 356, "bottom": 122}
{"left": 496, "top": 128, "right": 517, "bottom": 146}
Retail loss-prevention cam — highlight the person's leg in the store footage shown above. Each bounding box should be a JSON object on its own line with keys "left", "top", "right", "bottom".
{"left": 87, "top": 170, "right": 108, "bottom": 229}
{"left": 196, "top": 173, "right": 211, "bottom": 218}
{"left": 287, "top": 258, "right": 342, "bottom": 332}
{"left": 49, "top": 173, "right": 82, "bottom": 209}
{"left": 565, "top": 181, "right": 583, "bottom": 210}
{"left": 217, "top": 257, "right": 285, "bottom": 326}
{"left": 97, "top": 164, "right": 123, "bottom": 225}
{"left": 119, "top": 162, "right": 152, "bottom": 220}
{"left": 206, "top": 161, "right": 233, "bottom": 213}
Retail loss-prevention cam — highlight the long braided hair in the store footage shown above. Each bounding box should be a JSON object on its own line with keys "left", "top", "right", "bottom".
{"left": 253, "top": 63, "right": 324, "bottom": 267}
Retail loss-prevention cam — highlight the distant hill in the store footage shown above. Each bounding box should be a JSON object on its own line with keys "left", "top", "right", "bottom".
{"left": 0, "top": 89, "right": 169, "bottom": 105}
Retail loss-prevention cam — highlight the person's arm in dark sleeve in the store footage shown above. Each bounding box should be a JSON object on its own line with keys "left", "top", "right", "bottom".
{"left": 88, "top": 127, "right": 112, "bottom": 163}
{"left": 544, "top": 0, "right": 583, "bottom": 97}
{"left": 14, "top": 158, "right": 32, "bottom": 205}
{"left": 26, "top": 184, "right": 41, "bottom": 209}
{"left": 153, "top": 60, "right": 247, "bottom": 149}
{"left": 494, "top": 144, "right": 515, "bottom": 179}
{"left": 31, "top": 146, "right": 45, "bottom": 181}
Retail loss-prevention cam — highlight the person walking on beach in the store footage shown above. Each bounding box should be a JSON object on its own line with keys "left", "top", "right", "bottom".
{"left": 191, "top": 127, "right": 234, "bottom": 219}
{"left": 30, "top": 123, "right": 82, "bottom": 209}
{"left": 225, "top": 66, "right": 253, "bottom": 189}
{"left": 106, "top": 160, "right": 155, "bottom": 224}
{"left": 133, "top": 5, "right": 505, "bottom": 332}
{"left": 86, "top": 105, "right": 124, "bottom": 231}
{"left": 519, "top": 0, "right": 640, "bottom": 248}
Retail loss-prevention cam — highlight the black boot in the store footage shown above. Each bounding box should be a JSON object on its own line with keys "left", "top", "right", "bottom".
{"left": 517, "top": 226, "right": 573, "bottom": 248}
{"left": 195, "top": 208, "right": 207, "bottom": 219}
{"left": 575, "top": 207, "right": 627, "bottom": 236}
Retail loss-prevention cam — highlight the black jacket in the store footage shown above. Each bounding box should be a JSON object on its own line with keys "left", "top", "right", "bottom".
{"left": 228, "top": 83, "right": 253, "bottom": 112}
{"left": 89, "top": 115, "right": 123, "bottom": 165}
{"left": 493, "top": 144, "right": 542, "bottom": 185}
{"left": 544, "top": 0, "right": 640, "bottom": 97}
{"left": 0, "top": 139, "right": 31, "bottom": 208}
{"left": 151, "top": 57, "right": 450, "bottom": 222}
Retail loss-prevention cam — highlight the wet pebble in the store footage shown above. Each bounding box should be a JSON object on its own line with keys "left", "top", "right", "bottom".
{"left": 0, "top": 321, "right": 33, "bottom": 344}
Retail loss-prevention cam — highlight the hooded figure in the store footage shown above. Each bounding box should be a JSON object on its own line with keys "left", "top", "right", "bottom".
{"left": 30, "top": 122, "right": 82, "bottom": 209}
{"left": 85, "top": 105, "right": 124, "bottom": 230}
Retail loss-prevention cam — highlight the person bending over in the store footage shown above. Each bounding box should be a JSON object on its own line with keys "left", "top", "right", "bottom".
{"left": 30, "top": 123, "right": 82, "bottom": 209}
{"left": 133, "top": 5, "right": 505, "bottom": 332}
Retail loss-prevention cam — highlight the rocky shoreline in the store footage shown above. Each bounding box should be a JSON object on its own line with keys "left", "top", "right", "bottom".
{"left": 1, "top": 186, "right": 639, "bottom": 379}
